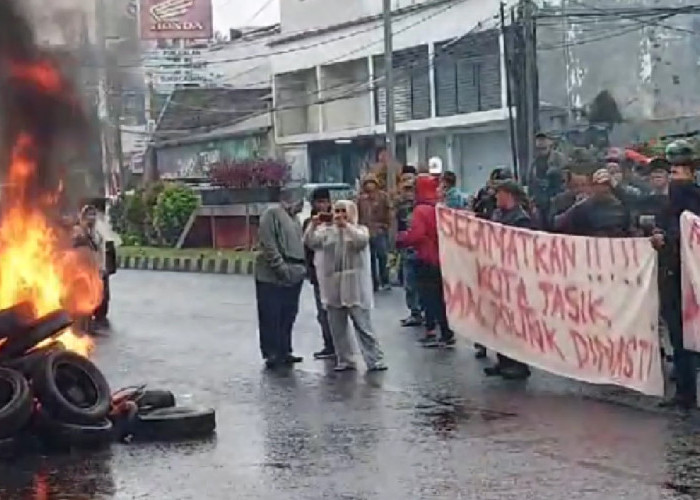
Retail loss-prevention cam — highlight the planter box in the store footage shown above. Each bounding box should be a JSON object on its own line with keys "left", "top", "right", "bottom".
{"left": 201, "top": 187, "right": 281, "bottom": 206}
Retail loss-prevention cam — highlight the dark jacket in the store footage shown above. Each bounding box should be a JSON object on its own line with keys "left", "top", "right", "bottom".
{"left": 472, "top": 186, "right": 497, "bottom": 220}
{"left": 554, "top": 193, "right": 631, "bottom": 237}
{"left": 492, "top": 205, "right": 532, "bottom": 230}
{"left": 528, "top": 153, "right": 566, "bottom": 213}
{"left": 395, "top": 197, "right": 414, "bottom": 233}
{"left": 549, "top": 190, "right": 578, "bottom": 227}
{"left": 303, "top": 209, "right": 321, "bottom": 284}
{"left": 659, "top": 181, "right": 700, "bottom": 276}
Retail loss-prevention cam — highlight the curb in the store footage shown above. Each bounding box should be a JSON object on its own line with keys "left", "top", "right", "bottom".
{"left": 117, "top": 255, "right": 255, "bottom": 275}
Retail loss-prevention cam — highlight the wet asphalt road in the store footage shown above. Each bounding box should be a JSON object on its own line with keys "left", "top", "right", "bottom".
{"left": 1, "top": 271, "right": 700, "bottom": 499}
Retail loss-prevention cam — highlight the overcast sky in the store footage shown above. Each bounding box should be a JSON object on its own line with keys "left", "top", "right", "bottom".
{"left": 212, "top": 0, "right": 280, "bottom": 32}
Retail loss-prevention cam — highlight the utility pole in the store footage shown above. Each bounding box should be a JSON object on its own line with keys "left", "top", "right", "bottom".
{"left": 501, "top": 2, "right": 518, "bottom": 178}
{"left": 95, "top": 0, "right": 112, "bottom": 198}
{"left": 382, "top": 0, "right": 397, "bottom": 194}
{"left": 522, "top": 0, "right": 537, "bottom": 183}
{"left": 113, "top": 84, "right": 125, "bottom": 194}
{"left": 561, "top": 0, "right": 572, "bottom": 117}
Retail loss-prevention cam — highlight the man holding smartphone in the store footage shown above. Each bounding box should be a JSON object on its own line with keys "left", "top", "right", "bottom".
{"left": 303, "top": 188, "right": 335, "bottom": 360}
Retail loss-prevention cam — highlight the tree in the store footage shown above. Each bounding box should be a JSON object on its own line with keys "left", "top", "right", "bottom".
{"left": 587, "top": 90, "right": 623, "bottom": 126}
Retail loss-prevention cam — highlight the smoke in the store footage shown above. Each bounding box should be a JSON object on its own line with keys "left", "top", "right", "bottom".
{"left": 0, "top": 0, "right": 89, "bottom": 211}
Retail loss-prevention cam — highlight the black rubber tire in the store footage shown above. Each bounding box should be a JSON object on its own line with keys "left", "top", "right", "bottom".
{"left": 0, "top": 367, "right": 33, "bottom": 439}
{"left": 137, "top": 390, "right": 176, "bottom": 413}
{"left": 33, "top": 407, "right": 114, "bottom": 450}
{"left": 133, "top": 406, "right": 216, "bottom": 441}
{"left": 32, "top": 350, "right": 111, "bottom": 425}
{"left": 3, "top": 342, "right": 65, "bottom": 376}
{"left": 0, "top": 302, "right": 33, "bottom": 341}
{"left": 0, "top": 310, "right": 72, "bottom": 361}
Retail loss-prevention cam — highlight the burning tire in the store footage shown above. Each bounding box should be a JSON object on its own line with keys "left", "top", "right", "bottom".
{"left": 33, "top": 407, "right": 114, "bottom": 450}
{"left": 4, "top": 342, "right": 65, "bottom": 376}
{"left": 132, "top": 407, "right": 216, "bottom": 441}
{"left": 32, "top": 351, "right": 111, "bottom": 425}
{"left": 0, "top": 310, "right": 72, "bottom": 361}
{"left": 0, "top": 367, "right": 33, "bottom": 439}
{"left": 0, "top": 302, "right": 33, "bottom": 341}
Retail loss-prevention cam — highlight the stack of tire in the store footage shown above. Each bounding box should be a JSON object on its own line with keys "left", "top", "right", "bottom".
{"left": 0, "top": 345, "right": 114, "bottom": 452}
{"left": 0, "top": 307, "right": 216, "bottom": 454}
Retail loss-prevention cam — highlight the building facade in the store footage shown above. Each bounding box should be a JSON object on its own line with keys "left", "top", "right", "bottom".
{"left": 271, "top": 0, "right": 513, "bottom": 193}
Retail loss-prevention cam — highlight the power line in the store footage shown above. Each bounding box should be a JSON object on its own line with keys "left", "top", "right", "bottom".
{"left": 538, "top": 12, "right": 677, "bottom": 50}
{"left": 147, "top": 9, "right": 505, "bottom": 137}
{"left": 243, "top": 0, "right": 276, "bottom": 26}
{"left": 568, "top": 0, "right": 699, "bottom": 35}
{"left": 158, "top": 0, "right": 478, "bottom": 117}
{"left": 158, "top": 18, "right": 502, "bottom": 121}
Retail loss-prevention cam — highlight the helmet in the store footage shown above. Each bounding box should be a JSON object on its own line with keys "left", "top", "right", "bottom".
{"left": 665, "top": 139, "right": 694, "bottom": 166}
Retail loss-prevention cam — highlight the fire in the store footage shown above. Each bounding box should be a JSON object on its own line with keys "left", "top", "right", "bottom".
{"left": 0, "top": 59, "right": 103, "bottom": 357}
{"left": 9, "top": 60, "right": 63, "bottom": 94}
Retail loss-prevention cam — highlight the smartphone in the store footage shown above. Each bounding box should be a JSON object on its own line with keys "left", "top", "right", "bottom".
{"left": 319, "top": 212, "right": 333, "bottom": 223}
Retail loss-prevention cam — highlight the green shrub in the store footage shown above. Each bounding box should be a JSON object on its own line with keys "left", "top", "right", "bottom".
{"left": 153, "top": 183, "right": 199, "bottom": 247}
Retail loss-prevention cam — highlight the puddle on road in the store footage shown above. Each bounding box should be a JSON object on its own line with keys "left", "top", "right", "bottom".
{"left": 413, "top": 395, "right": 518, "bottom": 436}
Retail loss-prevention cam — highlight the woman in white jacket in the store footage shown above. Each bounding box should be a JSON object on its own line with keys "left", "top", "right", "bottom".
{"left": 304, "top": 200, "right": 387, "bottom": 372}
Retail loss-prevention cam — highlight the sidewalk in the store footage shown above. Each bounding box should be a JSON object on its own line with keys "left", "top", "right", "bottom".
{"left": 117, "top": 248, "right": 255, "bottom": 275}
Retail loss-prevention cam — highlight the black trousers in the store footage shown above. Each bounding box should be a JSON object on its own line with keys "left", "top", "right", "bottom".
{"left": 94, "top": 275, "right": 110, "bottom": 320}
{"left": 415, "top": 262, "right": 452, "bottom": 339}
{"left": 256, "top": 280, "right": 303, "bottom": 361}
{"left": 312, "top": 281, "right": 334, "bottom": 352}
{"left": 661, "top": 274, "right": 697, "bottom": 401}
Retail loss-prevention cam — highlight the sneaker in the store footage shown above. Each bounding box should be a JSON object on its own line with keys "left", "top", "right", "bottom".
{"left": 381, "top": 284, "right": 392, "bottom": 292}
{"left": 419, "top": 335, "right": 440, "bottom": 348}
{"left": 658, "top": 395, "right": 697, "bottom": 410}
{"left": 500, "top": 365, "right": 531, "bottom": 380}
{"left": 474, "top": 344, "right": 487, "bottom": 359}
{"left": 400, "top": 315, "right": 423, "bottom": 327}
{"left": 265, "top": 357, "right": 281, "bottom": 370}
{"left": 284, "top": 354, "right": 304, "bottom": 364}
{"left": 441, "top": 337, "right": 456, "bottom": 348}
{"left": 314, "top": 349, "right": 335, "bottom": 360}
{"left": 483, "top": 365, "right": 502, "bottom": 377}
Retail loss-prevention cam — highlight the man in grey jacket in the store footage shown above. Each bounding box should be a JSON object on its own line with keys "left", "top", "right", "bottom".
{"left": 255, "top": 186, "right": 307, "bottom": 369}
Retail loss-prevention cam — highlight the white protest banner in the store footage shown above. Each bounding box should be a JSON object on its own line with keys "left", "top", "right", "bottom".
{"left": 437, "top": 206, "right": 664, "bottom": 396}
{"left": 681, "top": 211, "right": 700, "bottom": 351}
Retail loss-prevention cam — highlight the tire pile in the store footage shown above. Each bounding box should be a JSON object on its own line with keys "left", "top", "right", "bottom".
{"left": 0, "top": 306, "right": 216, "bottom": 455}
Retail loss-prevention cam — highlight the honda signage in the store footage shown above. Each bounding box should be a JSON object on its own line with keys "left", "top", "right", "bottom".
{"left": 140, "top": 0, "right": 213, "bottom": 40}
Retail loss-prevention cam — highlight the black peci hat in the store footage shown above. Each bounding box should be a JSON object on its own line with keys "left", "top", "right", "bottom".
{"left": 494, "top": 179, "right": 526, "bottom": 198}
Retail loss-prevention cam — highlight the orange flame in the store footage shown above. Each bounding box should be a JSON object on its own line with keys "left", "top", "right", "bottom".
{"left": 9, "top": 60, "right": 63, "bottom": 94}
{"left": 0, "top": 61, "right": 101, "bottom": 358}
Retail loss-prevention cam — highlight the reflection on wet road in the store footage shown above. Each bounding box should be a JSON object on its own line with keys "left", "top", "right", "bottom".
{"left": 1, "top": 271, "right": 699, "bottom": 499}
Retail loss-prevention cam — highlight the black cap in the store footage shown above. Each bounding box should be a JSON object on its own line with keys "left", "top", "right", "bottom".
{"left": 494, "top": 179, "right": 526, "bottom": 198}
{"left": 311, "top": 187, "right": 331, "bottom": 202}
{"left": 648, "top": 157, "right": 671, "bottom": 173}
{"left": 490, "top": 167, "right": 514, "bottom": 182}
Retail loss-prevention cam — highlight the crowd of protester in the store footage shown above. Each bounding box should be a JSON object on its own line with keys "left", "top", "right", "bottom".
{"left": 254, "top": 133, "right": 700, "bottom": 409}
